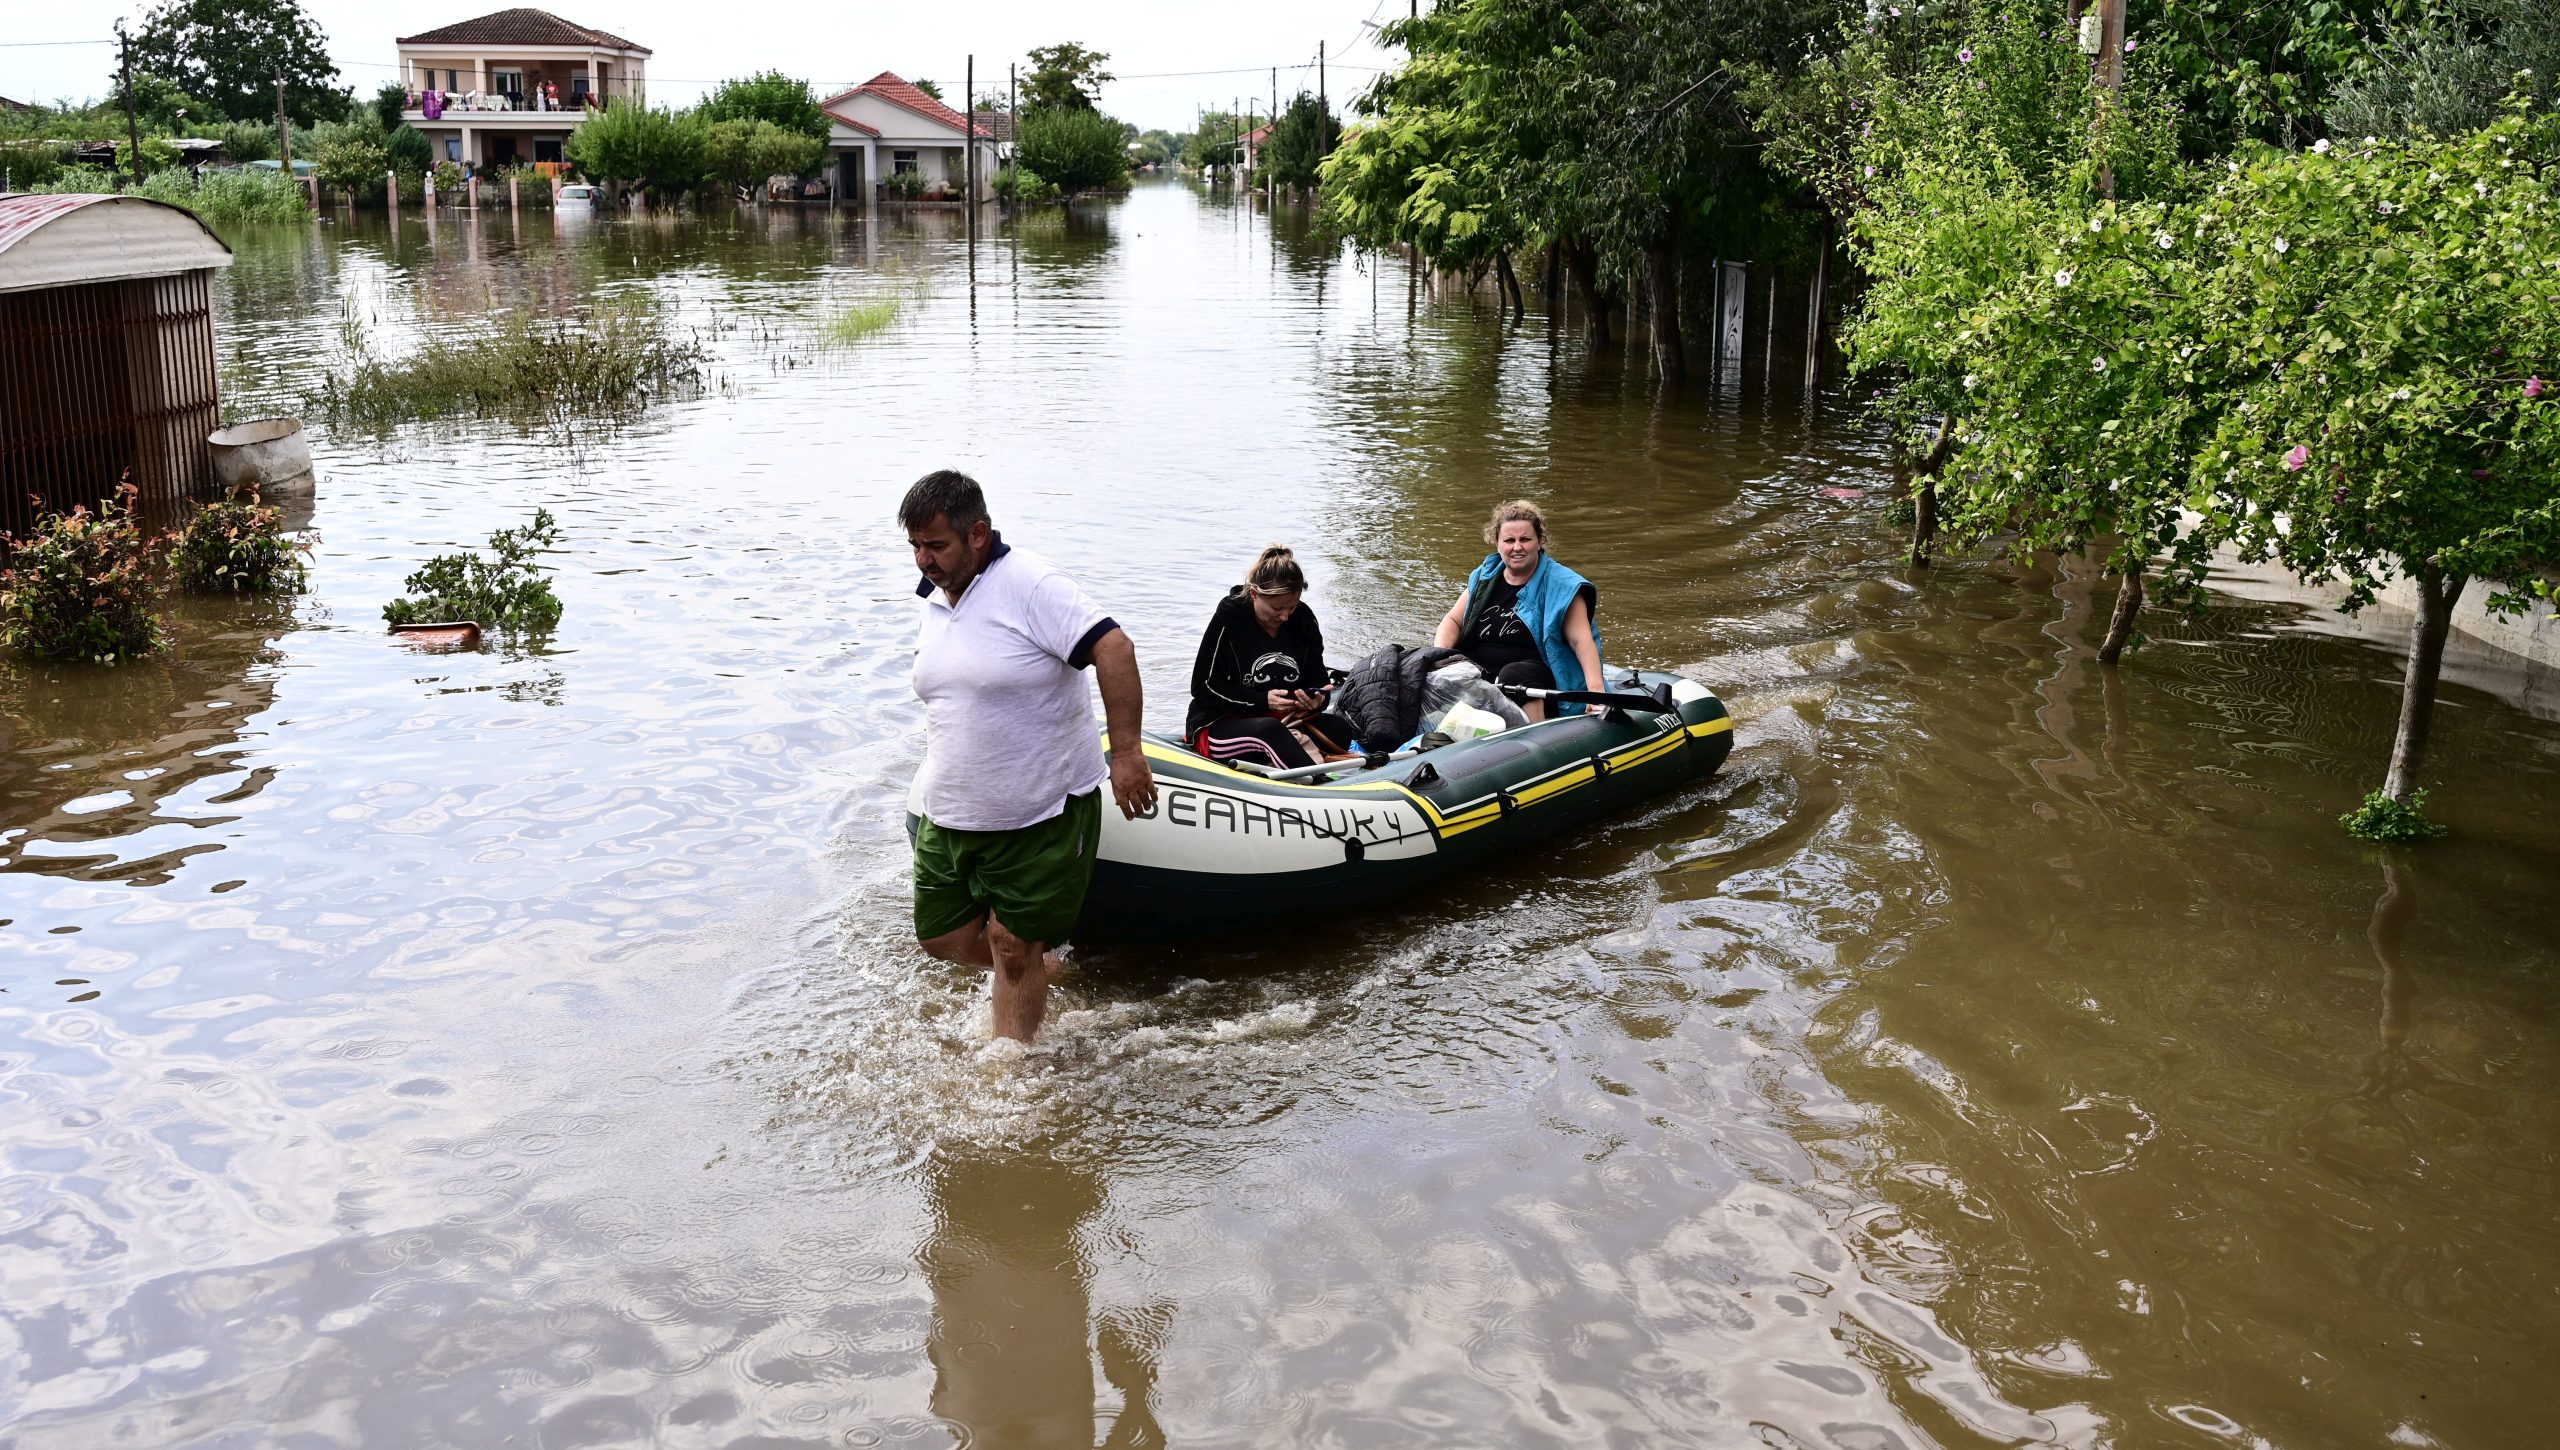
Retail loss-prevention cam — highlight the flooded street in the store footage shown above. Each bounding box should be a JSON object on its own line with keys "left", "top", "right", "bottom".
{"left": 5, "top": 180, "right": 2558, "bottom": 1447}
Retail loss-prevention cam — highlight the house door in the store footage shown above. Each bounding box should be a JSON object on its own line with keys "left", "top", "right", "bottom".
{"left": 839, "top": 151, "right": 863, "bottom": 196}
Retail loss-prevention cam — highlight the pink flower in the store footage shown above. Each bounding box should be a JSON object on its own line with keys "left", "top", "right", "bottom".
{"left": 1959, "top": 47, "right": 1974, "bottom": 64}
{"left": 2282, "top": 445, "right": 2310, "bottom": 471}
{"left": 2528, "top": 375, "right": 2546, "bottom": 399}
{"left": 2124, "top": 37, "right": 2138, "bottom": 54}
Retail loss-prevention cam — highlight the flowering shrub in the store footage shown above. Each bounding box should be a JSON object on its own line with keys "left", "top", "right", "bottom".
{"left": 383, "top": 509, "right": 564, "bottom": 630}
{"left": 0, "top": 481, "right": 167, "bottom": 664}
{"left": 173, "top": 494, "right": 310, "bottom": 596}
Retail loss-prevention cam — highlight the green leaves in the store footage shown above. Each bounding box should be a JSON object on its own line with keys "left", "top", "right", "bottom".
{"left": 174, "top": 496, "right": 309, "bottom": 596}
{"left": 383, "top": 510, "right": 565, "bottom": 632}
{"left": 0, "top": 483, "right": 167, "bottom": 665}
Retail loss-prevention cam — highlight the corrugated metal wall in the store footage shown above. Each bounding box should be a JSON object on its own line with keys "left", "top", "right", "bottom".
{"left": 0, "top": 269, "right": 220, "bottom": 538}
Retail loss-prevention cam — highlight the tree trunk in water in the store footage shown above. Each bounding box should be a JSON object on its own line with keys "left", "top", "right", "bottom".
{"left": 1909, "top": 475, "right": 1936, "bottom": 569}
{"left": 2096, "top": 564, "right": 2143, "bottom": 665}
{"left": 2382, "top": 570, "right": 2466, "bottom": 802}
{"left": 1495, "top": 248, "right": 1525, "bottom": 326}
{"left": 1543, "top": 241, "right": 1562, "bottom": 303}
{"left": 1904, "top": 416, "right": 1954, "bottom": 569}
{"left": 1645, "top": 242, "right": 1684, "bottom": 381}
{"left": 1566, "top": 241, "right": 1613, "bottom": 347}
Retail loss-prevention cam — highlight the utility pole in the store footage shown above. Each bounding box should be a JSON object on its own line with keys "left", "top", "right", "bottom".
{"left": 117, "top": 24, "right": 143, "bottom": 189}
{"left": 1268, "top": 67, "right": 1276, "bottom": 202}
{"left": 965, "top": 53, "right": 975, "bottom": 248}
{"left": 1008, "top": 63, "right": 1016, "bottom": 189}
{"left": 1318, "top": 42, "right": 1328, "bottom": 163}
{"left": 275, "top": 71, "right": 293, "bottom": 172}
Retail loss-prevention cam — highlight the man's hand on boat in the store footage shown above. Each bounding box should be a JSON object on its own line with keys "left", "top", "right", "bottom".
{"left": 1109, "top": 745, "right": 1155, "bottom": 819}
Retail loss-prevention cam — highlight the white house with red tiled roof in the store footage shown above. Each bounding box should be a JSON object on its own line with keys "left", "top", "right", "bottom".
{"left": 395, "top": 8, "right": 650, "bottom": 168}
{"left": 820, "top": 73, "right": 997, "bottom": 204}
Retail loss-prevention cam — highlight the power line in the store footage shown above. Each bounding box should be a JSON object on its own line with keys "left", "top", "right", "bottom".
{"left": 0, "top": 38, "right": 114, "bottom": 47}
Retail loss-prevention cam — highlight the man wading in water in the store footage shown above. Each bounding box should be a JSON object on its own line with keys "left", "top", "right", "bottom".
{"left": 904, "top": 471, "right": 1156, "bottom": 1041}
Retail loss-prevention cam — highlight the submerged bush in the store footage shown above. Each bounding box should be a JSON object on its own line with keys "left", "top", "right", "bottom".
{"left": 383, "top": 509, "right": 564, "bottom": 630}
{"left": 310, "top": 304, "right": 710, "bottom": 428}
{"left": 992, "top": 165, "right": 1060, "bottom": 204}
{"left": 2341, "top": 789, "right": 2450, "bottom": 844}
{"left": 174, "top": 494, "right": 310, "bottom": 595}
{"left": 0, "top": 481, "right": 167, "bottom": 664}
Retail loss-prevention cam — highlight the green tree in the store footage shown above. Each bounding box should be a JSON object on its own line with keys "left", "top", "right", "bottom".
{"left": 566, "top": 98, "right": 708, "bottom": 204}
{"left": 1132, "top": 129, "right": 1178, "bottom": 168}
{"left": 1777, "top": 0, "right": 2185, "bottom": 652}
{"left": 123, "top": 0, "right": 347, "bottom": 126}
{"left": 385, "top": 123, "right": 432, "bottom": 173}
{"left": 703, "top": 117, "right": 824, "bottom": 194}
{"left": 1015, "top": 105, "right": 1128, "bottom": 192}
{"left": 1022, "top": 43, "right": 1113, "bottom": 111}
{"left": 106, "top": 72, "right": 210, "bottom": 134}
{"left": 2182, "top": 117, "right": 2560, "bottom": 825}
{"left": 912, "top": 78, "right": 943, "bottom": 101}
{"left": 1261, "top": 91, "right": 1338, "bottom": 190}
{"left": 700, "top": 70, "right": 829, "bottom": 143}
{"left": 312, "top": 135, "right": 387, "bottom": 199}
{"left": 371, "top": 82, "right": 406, "bottom": 131}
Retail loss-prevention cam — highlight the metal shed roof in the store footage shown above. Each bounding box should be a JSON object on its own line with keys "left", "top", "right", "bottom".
{"left": 0, "top": 194, "right": 234, "bottom": 296}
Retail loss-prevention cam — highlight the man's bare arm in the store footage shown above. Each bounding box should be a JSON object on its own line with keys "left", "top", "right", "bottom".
{"left": 1091, "top": 628, "right": 1157, "bottom": 819}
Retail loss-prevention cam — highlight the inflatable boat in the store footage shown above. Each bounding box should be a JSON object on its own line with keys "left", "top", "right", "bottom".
{"left": 1070, "top": 670, "right": 1733, "bottom": 941}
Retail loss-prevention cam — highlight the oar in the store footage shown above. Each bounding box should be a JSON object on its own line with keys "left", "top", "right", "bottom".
{"left": 1235, "top": 748, "right": 1422, "bottom": 782}
{"left": 1500, "top": 683, "right": 1678, "bottom": 714}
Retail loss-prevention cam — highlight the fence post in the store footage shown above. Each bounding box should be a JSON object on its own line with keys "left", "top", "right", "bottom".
{"left": 387, "top": 168, "right": 397, "bottom": 212}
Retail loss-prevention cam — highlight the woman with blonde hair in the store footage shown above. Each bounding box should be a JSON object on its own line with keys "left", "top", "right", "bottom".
{"left": 1187, "top": 545, "right": 1353, "bottom": 770}
{"left": 1433, "top": 500, "right": 1604, "bottom": 721}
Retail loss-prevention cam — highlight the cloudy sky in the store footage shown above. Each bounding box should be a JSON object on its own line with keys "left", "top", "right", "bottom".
{"left": 2, "top": 0, "right": 1408, "bottom": 131}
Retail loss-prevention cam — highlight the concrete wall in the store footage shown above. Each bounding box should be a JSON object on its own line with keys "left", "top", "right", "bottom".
{"left": 2208, "top": 550, "right": 2560, "bottom": 722}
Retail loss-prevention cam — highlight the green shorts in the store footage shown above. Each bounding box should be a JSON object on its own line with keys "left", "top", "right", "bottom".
{"left": 911, "top": 790, "right": 1102, "bottom": 946}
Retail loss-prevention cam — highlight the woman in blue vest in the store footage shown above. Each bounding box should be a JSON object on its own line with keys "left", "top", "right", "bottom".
{"left": 1432, "top": 499, "right": 1603, "bottom": 721}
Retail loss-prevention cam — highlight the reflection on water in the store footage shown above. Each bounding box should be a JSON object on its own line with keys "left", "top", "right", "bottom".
{"left": 923, "top": 1149, "right": 1165, "bottom": 1449}
{"left": 2, "top": 183, "right": 2557, "bottom": 1448}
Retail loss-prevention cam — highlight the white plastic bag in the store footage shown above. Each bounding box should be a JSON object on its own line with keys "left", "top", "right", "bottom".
{"left": 1418, "top": 661, "right": 1530, "bottom": 739}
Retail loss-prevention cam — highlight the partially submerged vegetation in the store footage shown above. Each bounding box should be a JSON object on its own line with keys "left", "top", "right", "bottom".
{"left": 310, "top": 305, "right": 710, "bottom": 428}
{"left": 14, "top": 163, "right": 312, "bottom": 227}
{"left": 174, "top": 494, "right": 310, "bottom": 596}
{"left": 826, "top": 298, "right": 904, "bottom": 344}
{"left": 0, "top": 483, "right": 168, "bottom": 664}
{"left": 384, "top": 510, "right": 565, "bottom": 632}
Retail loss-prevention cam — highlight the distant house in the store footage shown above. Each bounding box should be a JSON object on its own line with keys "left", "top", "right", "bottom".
{"left": 820, "top": 73, "right": 998, "bottom": 203}
{"left": 1232, "top": 122, "right": 1273, "bottom": 179}
{"left": 0, "top": 96, "right": 32, "bottom": 115}
{"left": 394, "top": 7, "right": 650, "bottom": 169}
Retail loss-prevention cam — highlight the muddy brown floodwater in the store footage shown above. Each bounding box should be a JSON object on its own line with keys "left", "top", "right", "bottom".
{"left": 4, "top": 182, "right": 2558, "bottom": 1448}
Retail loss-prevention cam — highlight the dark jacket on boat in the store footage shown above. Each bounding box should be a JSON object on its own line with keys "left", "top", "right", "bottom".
{"left": 1334, "top": 643, "right": 1467, "bottom": 747}
{"left": 1186, "top": 588, "right": 1330, "bottom": 736}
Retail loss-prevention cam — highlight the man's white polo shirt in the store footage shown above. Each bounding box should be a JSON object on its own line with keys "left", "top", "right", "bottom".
{"left": 911, "top": 536, "right": 1116, "bottom": 832}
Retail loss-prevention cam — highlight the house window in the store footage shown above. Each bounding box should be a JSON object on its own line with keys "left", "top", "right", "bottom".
{"left": 445, "top": 69, "right": 460, "bottom": 91}
{"left": 893, "top": 150, "right": 919, "bottom": 175}
{"left": 570, "top": 76, "right": 590, "bottom": 104}
{"left": 445, "top": 137, "right": 462, "bottom": 161}
{"left": 493, "top": 69, "right": 524, "bottom": 98}
{"left": 534, "top": 138, "right": 563, "bottom": 163}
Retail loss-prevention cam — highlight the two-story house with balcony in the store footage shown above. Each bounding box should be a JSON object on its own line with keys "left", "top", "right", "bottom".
{"left": 396, "top": 8, "right": 650, "bottom": 169}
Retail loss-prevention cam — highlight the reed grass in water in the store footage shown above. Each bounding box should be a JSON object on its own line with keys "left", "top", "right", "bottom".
{"left": 310, "top": 304, "right": 709, "bottom": 427}
{"left": 826, "top": 297, "right": 902, "bottom": 344}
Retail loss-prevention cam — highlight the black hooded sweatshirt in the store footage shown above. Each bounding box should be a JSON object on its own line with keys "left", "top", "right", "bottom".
{"left": 1185, "top": 587, "right": 1329, "bottom": 736}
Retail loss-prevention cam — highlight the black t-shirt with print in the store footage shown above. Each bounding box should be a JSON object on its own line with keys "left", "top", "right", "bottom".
{"left": 1459, "top": 575, "right": 1542, "bottom": 674}
{"left": 1186, "top": 588, "right": 1329, "bottom": 735}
